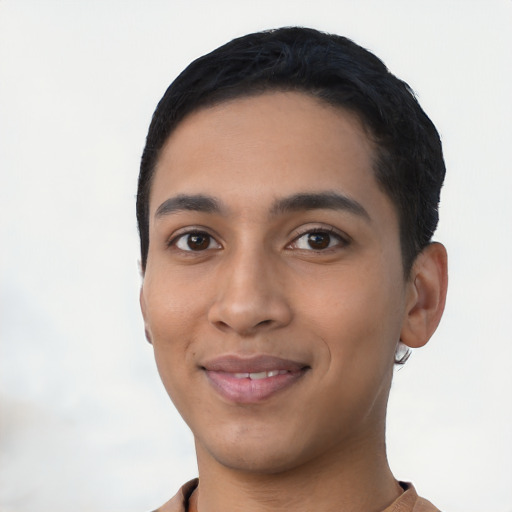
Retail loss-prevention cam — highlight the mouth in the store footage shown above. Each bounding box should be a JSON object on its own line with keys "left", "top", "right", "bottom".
{"left": 201, "top": 355, "right": 310, "bottom": 404}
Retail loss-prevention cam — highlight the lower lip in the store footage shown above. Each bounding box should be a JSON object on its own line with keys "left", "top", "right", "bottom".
{"left": 205, "top": 370, "right": 306, "bottom": 404}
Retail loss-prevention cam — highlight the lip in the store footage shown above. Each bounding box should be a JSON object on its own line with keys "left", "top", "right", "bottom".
{"left": 202, "top": 355, "right": 309, "bottom": 404}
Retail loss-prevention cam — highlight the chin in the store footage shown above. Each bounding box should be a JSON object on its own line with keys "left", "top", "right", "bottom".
{"left": 210, "top": 445, "right": 305, "bottom": 475}
{"left": 195, "top": 423, "right": 322, "bottom": 476}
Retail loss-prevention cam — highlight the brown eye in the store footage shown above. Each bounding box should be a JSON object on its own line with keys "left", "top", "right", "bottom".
{"left": 188, "top": 233, "right": 210, "bottom": 250}
{"left": 175, "top": 232, "right": 220, "bottom": 251}
{"left": 291, "top": 229, "right": 347, "bottom": 251}
{"left": 307, "top": 232, "right": 331, "bottom": 250}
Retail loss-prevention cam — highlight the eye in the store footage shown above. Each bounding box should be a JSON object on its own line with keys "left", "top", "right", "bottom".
{"left": 173, "top": 231, "right": 221, "bottom": 251}
{"left": 291, "top": 229, "right": 347, "bottom": 251}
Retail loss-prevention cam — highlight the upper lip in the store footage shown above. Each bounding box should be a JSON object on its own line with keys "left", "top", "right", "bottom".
{"left": 201, "top": 354, "right": 308, "bottom": 373}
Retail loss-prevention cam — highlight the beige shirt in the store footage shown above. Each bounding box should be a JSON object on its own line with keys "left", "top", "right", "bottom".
{"left": 153, "top": 479, "right": 440, "bottom": 512}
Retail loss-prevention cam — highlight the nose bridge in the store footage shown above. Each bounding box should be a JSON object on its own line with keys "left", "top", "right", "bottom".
{"left": 208, "top": 237, "right": 292, "bottom": 335}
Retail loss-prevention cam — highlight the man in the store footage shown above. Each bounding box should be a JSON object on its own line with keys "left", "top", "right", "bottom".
{"left": 137, "top": 27, "right": 448, "bottom": 512}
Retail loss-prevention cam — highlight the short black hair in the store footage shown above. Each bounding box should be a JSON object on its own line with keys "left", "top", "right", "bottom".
{"left": 137, "top": 26, "right": 445, "bottom": 277}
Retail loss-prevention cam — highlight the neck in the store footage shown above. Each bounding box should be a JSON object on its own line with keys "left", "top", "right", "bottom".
{"left": 194, "top": 425, "right": 401, "bottom": 512}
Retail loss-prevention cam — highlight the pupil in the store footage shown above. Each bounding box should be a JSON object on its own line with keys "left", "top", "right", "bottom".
{"left": 188, "top": 234, "right": 209, "bottom": 250}
{"left": 308, "top": 232, "right": 330, "bottom": 249}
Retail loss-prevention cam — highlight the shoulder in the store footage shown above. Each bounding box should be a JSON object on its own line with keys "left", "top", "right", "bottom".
{"left": 151, "top": 479, "right": 198, "bottom": 512}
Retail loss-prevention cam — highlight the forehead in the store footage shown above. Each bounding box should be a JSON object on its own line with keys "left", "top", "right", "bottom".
{"left": 149, "top": 91, "right": 394, "bottom": 227}
{"left": 151, "top": 92, "right": 383, "bottom": 213}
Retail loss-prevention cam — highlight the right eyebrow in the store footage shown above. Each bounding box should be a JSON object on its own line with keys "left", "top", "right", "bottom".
{"left": 154, "top": 194, "right": 224, "bottom": 218}
{"left": 269, "top": 191, "right": 371, "bottom": 222}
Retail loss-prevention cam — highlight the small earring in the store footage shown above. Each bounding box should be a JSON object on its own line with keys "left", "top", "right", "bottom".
{"left": 394, "top": 340, "right": 411, "bottom": 366}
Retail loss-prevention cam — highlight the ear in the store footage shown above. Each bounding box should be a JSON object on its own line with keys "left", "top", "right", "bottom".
{"left": 139, "top": 286, "right": 153, "bottom": 345}
{"left": 400, "top": 242, "right": 448, "bottom": 349}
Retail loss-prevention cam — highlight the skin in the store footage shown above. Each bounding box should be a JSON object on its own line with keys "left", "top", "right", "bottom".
{"left": 140, "top": 92, "right": 448, "bottom": 512}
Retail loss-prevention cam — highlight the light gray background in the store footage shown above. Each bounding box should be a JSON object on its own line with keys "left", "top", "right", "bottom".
{"left": 1, "top": 1, "right": 511, "bottom": 511}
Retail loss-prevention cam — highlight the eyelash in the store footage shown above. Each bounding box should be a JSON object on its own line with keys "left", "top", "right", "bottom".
{"left": 168, "top": 229, "right": 221, "bottom": 252}
{"left": 289, "top": 227, "right": 350, "bottom": 252}
{"left": 168, "top": 225, "right": 349, "bottom": 255}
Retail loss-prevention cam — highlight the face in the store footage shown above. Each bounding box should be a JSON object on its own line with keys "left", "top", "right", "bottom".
{"left": 140, "top": 92, "right": 415, "bottom": 474}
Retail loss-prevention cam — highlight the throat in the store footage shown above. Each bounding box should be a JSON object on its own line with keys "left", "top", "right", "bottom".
{"left": 193, "top": 440, "right": 401, "bottom": 512}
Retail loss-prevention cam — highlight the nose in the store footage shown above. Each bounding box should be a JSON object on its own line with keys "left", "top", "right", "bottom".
{"left": 207, "top": 248, "right": 293, "bottom": 336}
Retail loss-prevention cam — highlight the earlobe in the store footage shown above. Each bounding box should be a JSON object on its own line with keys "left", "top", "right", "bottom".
{"left": 400, "top": 242, "right": 448, "bottom": 349}
{"left": 139, "top": 287, "right": 153, "bottom": 345}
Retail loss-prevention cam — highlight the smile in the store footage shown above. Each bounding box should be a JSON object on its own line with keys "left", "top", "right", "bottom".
{"left": 202, "top": 355, "right": 309, "bottom": 404}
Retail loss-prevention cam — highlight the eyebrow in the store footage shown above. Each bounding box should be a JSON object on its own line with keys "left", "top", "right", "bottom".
{"left": 155, "top": 194, "right": 224, "bottom": 218}
{"left": 154, "top": 191, "right": 370, "bottom": 221}
{"left": 270, "top": 192, "right": 371, "bottom": 221}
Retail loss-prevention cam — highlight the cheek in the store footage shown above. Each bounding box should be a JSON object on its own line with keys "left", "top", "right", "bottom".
{"left": 149, "top": 303, "right": 203, "bottom": 420}
{"left": 297, "top": 270, "right": 402, "bottom": 428}
{"left": 297, "top": 265, "right": 405, "bottom": 361}
{"left": 143, "top": 263, "right": 210, "bottom": 339}
{"left": 142, "top": 275, "right": 208, "bottom": 390}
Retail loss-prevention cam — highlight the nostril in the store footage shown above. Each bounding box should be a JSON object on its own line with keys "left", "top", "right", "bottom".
{"left": 215, "top": 320, "right": 231, "bottom": 331}
{"left": 256, "top": 319, "right": 273, "bottom": 328}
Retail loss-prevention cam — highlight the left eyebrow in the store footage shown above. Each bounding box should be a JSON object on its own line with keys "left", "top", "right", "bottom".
{"left": 270, "top": 191, "right": 371, "bottom": 221}
{"left": 154, "top": 194, "right": 224, "bottom": 218}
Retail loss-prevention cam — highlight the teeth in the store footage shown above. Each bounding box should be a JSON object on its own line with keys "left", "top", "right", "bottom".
{"left": 249, "top": 371, "right": 268, "bottom": 380}
{"left": 232, "top": 370, "right": 288, "bottom": 379}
